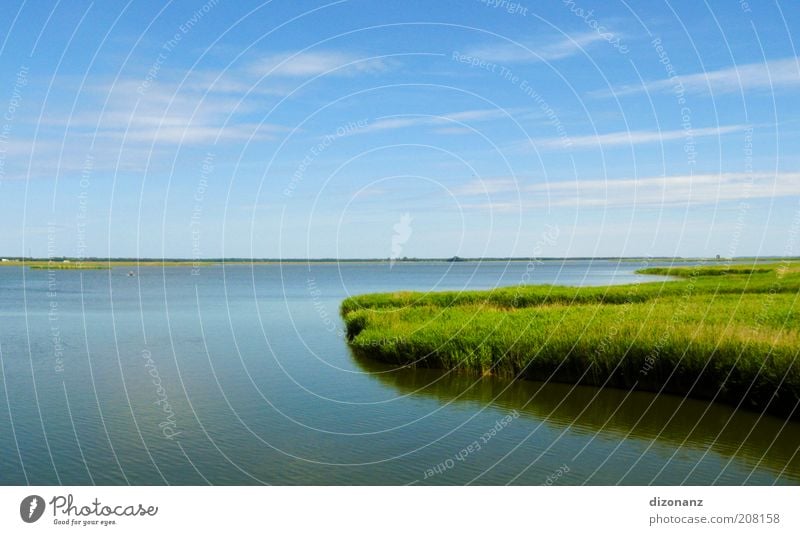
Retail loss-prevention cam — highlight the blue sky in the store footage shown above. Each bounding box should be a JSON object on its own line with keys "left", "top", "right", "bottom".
{"left": 1, "top": 0, "right": 799, "bottom": 258}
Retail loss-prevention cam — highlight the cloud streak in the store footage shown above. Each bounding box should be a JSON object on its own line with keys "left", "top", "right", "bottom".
{"left": 526, "top": 124, "right": 749, "bottom": 151}
{"left": 464, "top": 32, "right": 609, "bottom": 64}
{"left": 458, "top": 172, "right": 800, "bottom": 211}
{"left": 355, "top": 108, "right": 513, "bottom": 134}
{"left": 598, "top": 58, "right": 800, "bottom": 97}
{"left": 452, "top": 178, "right": 520, "bottom": 196}
{"left": 537, "top": 172, "right": 800, "bottom": 207}
{"left": 248, "top": 51, "right": 386, "bottom": 77}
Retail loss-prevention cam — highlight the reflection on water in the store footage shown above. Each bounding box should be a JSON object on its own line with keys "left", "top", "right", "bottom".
{"left": 353, "top": 352, "right": 800, "bottom": 485}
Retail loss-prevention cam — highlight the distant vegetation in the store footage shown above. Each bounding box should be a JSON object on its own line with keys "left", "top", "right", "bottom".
{"left": 2, "top": 259, "right": 288, "bottom": 269}
{"left": 1, "top": 256, "right": 794, "bottom": 269}
{"left": 7, "top": 260, "right": 194, "bottom": 270}
{"left": 341, "top": 263, "right": 800, "bottom": 419}
{"left": 28, "top": 263, "right": 108, "bottom": 270}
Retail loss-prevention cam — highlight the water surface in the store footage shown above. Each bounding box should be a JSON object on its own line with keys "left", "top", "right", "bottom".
{"left": 0, "top": 260, "right": 797, "bottom": 485}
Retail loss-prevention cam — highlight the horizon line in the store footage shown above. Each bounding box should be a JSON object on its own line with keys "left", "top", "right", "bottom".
{"left": 2, "top": 255, "right": 796, "bottom": 263}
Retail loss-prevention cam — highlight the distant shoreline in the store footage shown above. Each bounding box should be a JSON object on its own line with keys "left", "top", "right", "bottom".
{"left": 0, "top": 256, "right": 795, "bottom": 271}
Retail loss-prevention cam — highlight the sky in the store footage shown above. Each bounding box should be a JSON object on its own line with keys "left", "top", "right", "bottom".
{"left": 0, "top": 0, "right": 799, "bottom": 259}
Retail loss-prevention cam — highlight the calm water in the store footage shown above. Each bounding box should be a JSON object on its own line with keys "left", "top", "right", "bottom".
{"left": 0, "top": 260, "right": 797, "bottom": 485}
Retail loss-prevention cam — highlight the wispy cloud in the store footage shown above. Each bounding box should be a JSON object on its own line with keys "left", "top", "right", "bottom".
{"left": 525, "top": 124, "right": 749, "bottom": 151}
{"left": 357, "top": 108, "right": 513, "bottom": 134}
{"left": 452, "top": 178, "right": 520, "bottom": 196}
{"left": 248, "top": 51, "right": 386, "bottom": 77}
{"left": 7, "top": 48, "right": 388, "bottom": 180}
{"left": 538, "top": 172, "right": 800, "bottom": 208}
{"left": 442, "top": 109, "right": 511, "bottom": 121}
{"left": 65, "top": 79, "right": 286, "bottom": 146}
{"left": 8, "top": 72, "right": 289, "bottom": 180}
{"left": 465, "top": 32, "right": 608, "bottom": 64}
{"left": 359, "top": 117, "right": 428, "bottom": 133}
{"left": 597, "top": 58, "right": 800, "bottom": 97}
{"left": 458, "top": 172, "right": 800, "bottom": 211}
{"left": 432, "top": 126, "right": 474, "bottom": 135}
{"left": 536, "top": 173, "right": 800, "bottom": 206}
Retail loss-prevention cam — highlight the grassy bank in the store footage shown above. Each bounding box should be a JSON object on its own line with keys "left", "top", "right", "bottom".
{"left": 341, "top": 263, "right": 800, "bottom": 419}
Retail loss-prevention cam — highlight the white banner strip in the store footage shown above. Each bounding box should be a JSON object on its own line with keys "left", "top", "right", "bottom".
{"left": 1, "top": 486, "right": 797, "bottom": 534}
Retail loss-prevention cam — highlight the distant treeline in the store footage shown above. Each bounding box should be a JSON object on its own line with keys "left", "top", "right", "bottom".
{"left": 3, "top": 256, "right": 797, "bottom": 263}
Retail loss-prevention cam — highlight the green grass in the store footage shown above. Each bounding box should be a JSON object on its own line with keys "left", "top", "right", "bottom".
{"left": 341, "top": 262, "right": 800, "bottom": 419}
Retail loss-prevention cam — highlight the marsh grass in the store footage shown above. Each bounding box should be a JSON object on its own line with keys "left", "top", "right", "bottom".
{"left": 341, "top": 263, "right": 800, "bottom": 419}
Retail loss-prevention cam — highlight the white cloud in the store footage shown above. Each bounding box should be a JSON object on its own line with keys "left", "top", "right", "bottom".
{"left": 465, "top": 32, "right": 608, "bottom": 64}
{"left": 452, "top": 178, "right": 520, "bottom": 196}
{"left": 116, "top": 123, "right": 283, "bottom": 144}
{"left": 357, "top": 108, "right": 513, "bottom": 134}
{"left": 527, "top": 124, "right": 749, "bottom": 151}
{"left": 442, "top": 109, "right": 510, "bottom": 122}
{"left": 4, "top": 49, "right": 387, "bottom": 180}
{"left": 599, "top": 58, "right": 800, "bottom": 97}
{"left": 459, "top": 200, "right": 525, "bottom": 213}
{"left": 9, "top": 72, "right": 289, "bottom": 180}
{"left": 458, "top": 172, "right": 800, "bottom": 211}
{"left": 249, "top": 51, "right": 386, "bottom": 77}
{"left": 432, "top": 126, "right": 474, "bottom": 135}
{"left": 43, "top": 76, "right": 287, "bottom": 146}
{"left": 359, "top": 117, "right": 427, "bottom": 132}
{"left": 536, "top": 172, "right": 800, "bottom": 207}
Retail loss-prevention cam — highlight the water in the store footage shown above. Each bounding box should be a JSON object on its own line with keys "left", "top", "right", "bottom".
{"left": 0, "top": 260, "right": 797, "bottom": 485}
